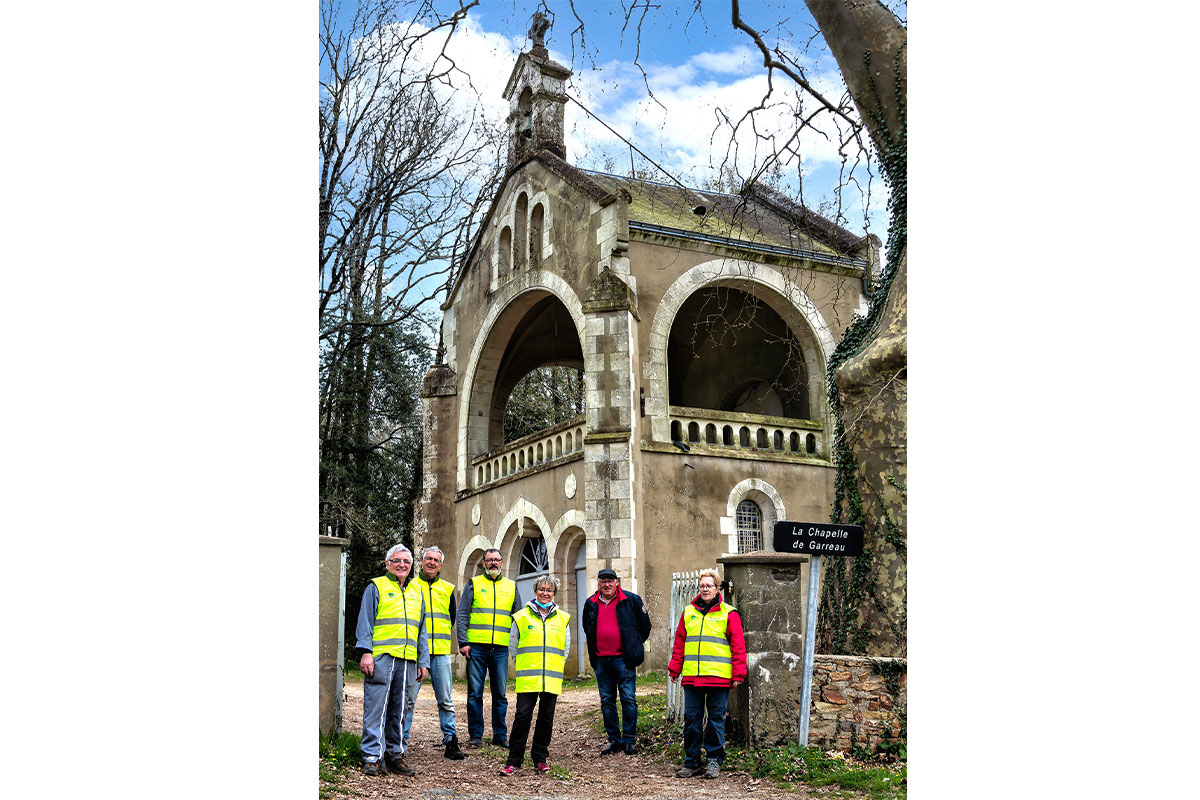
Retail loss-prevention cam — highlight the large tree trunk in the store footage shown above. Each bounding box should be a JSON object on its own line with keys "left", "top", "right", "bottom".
{"left": 806, "top": 0, "right": 907, "bottom": 656}
{"left": 803, "top": 0, "right": 906, "bottom": 165}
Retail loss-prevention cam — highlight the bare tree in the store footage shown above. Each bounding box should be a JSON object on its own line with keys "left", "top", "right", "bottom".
{"left": 318, "top": 0, "right": 504, "bottom": 638}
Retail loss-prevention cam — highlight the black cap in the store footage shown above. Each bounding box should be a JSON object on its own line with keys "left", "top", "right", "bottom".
{"left": 597, "top": 568, "right": 618, "bottom": 580}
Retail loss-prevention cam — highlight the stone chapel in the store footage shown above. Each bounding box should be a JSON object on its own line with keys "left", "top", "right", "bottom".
{"left": 414, "top": 22, "right": 880, "bottom": 675}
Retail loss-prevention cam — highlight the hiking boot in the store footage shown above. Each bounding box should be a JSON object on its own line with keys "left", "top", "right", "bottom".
{"left": 467, "top": 737, "right": 483, "bottom": 748}
{"left": 600, "top": 742, "right": 621, "bottom": 755}
{"left": 444, "top": 735, "right": 467, "bottom": 760}
{"left": 535, "top": 762, "right": 550, "bottom": 773}
{"left": 704, "top": 759, "right": 721, "bottom": 779}
{"left": 384, "top": 754, "right": 415, "bottom": 777}
{"left": 363, "top": 761, "right": 381, "bottom": 777}
{"left": 492, "top": 736, "right": 509, "bottom": 748}
{"left": 500, "top": 764, "right": 518, "bottom": 776}
{"left": 624, "top": 742, "right": 638, "bottom": 755}
{"left": 676, "top": 764, "right": 704, "bottom": 778}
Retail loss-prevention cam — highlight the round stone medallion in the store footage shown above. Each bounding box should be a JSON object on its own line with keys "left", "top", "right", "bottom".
{"left": 471, "top": 503, "right": 481, "bottom": 526}
{"left": 565, "top": 473, "right": 577, "bottom": 499}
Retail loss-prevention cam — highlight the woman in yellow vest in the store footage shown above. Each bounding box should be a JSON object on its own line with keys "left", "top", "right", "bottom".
{"left": 500, "top": 575, "right": 571, "bottom": 776}
{"left": 667, "top": 568, "right": 747, "bottom": 780}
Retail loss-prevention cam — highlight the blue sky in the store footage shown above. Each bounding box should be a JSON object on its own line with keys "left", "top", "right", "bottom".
{"left": 326, "top": 0, "right": 898, "bottom": 246}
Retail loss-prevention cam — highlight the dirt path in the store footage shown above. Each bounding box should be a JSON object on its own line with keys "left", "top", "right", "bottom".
{"left": 324, "top": 677, "right": 822, "bottom": 800}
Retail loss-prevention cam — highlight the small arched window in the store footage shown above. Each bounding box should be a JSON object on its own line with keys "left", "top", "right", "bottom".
{"left": 736, "top": 499, "right": 762, "bottom": 553}
{"left": 514, "top": 193, "right": 528, "bottom": 270}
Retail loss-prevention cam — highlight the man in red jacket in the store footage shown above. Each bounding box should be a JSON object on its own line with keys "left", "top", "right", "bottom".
{"left": 667, "top": 568, "right": 746, "bottom": 780}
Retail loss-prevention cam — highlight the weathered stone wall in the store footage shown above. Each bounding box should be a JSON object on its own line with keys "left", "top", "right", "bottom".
{"left": 808, "top": 654, "right": 906, "bottom": 752}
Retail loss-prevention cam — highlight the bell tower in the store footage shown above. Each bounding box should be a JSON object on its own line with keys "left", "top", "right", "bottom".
{"left": 503, "top": 12, "right": 572, "bottom": 169}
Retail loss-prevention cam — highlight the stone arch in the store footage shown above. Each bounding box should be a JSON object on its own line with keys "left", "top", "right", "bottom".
{"left": 456, "top": 274, "right": 586, "bottom": 490}
{"left": 720, "top": 478, "right": 786, "bottom": 554}
{"left": 552, "top": 520, "right": 588, "bottom": 677}
{"left": 456, "top": 533, "right": 498, "bottom": 587}
{"left": 644, "top": 259, "right": 837, "bottom": 444}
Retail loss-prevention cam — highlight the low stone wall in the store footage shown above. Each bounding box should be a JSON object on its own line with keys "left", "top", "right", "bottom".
{"left": 808, "top": 654, "right": 906, "bottom": 752}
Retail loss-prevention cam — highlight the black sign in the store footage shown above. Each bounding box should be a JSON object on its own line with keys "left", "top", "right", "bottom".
{"left": 773, "top": 521, "right": 865, "bottom": 557}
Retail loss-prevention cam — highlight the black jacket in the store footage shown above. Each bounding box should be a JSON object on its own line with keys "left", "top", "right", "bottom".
{"left": 581, "top": 589, "right": 652, "bottom": 668}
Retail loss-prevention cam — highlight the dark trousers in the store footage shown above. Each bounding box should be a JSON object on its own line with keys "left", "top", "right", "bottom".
{"left": 465, "top": 643, "right": 509, "bottom": 741}
{"left": 595, "top": 655, "right": 638, "bottom": 745}
{"left": 506, "top": 691, "right": 558, "bottom": 767}
{"left": 682, "top": 684, "right": 729, "bottom": 767}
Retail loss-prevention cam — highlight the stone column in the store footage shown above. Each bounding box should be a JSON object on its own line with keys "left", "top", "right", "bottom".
{"left": 582, "top": 268, "right": 640, "bottom": 593}
{"left": 717, "top": 552, "right": 812, "bottom": 746}
{"left": 319, "top": 535, "right": 350, "bottom": 736}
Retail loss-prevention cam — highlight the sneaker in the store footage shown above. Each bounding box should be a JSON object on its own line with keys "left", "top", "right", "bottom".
{"left": 535, "top": 762, "right": 550, "bottom": 773}
{"left": 676, "top": 764, "right": 704, "bottom": 778}
{"left": 704, "top": 759, "right": 721, "bottom": 779}
{"left": 363, "top": 761, "right": 381, "bottom": 777}
{"left": 444, "top": 735, "right": 467, "bottom": 760}
{"left": 500, "top": 764, "right": 518, "bottom": 776}
{"left": 492, "top": 737, "right": 509, "bottom": 748}
{"left": 467, "top": 737, "right": 483, "bottom": 748}
{"left": 600, "top": 742, "right": 621, "bottom": 755}
{"left": 624, "top": 742, "right": 638, "bottom": 755}
{"left": 385, "top": 754, "right": 416, "bottom": 777}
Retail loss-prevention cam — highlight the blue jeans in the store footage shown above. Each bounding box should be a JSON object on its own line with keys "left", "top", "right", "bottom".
{"left": 682, "top": 684, "right": 729, "bottom": 767}
{"left": 402, "top": 653, "right": 457, "bottom": 744}
{"left": 361, "top": 653, "right": 417, "bottom": 763}
{"left": 465, "top": 643, "right": 509, "bottom": 742}
{"left": 595, "top": 656, "right": 638, "bottom": 745}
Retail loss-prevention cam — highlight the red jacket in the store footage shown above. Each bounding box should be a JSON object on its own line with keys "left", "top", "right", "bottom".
{"left": 667, "top": 596, "right": 747, "bottom": 687}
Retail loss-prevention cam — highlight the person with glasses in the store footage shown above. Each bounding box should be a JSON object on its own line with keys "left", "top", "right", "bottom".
{"left": 667, "top": 568, "right": 746, "bottom": 781}
{"left": 500, "top": 575, "right": 570, "bottom": 776}
{"left": 456, "top": 548, "right": 522, "bottom": 747}
{"left": 401, "top": 546, "right": 467, "bottom": 760}
{"left": 581, "top": 568, "right": 652, "bottom": 755}
{"left": 355, "top": 544, "right": 429, "bottom": 777}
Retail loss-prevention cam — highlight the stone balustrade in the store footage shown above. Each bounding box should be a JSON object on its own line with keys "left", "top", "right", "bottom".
{"left": 668, "top": 405, "right": 825, "bottom": 459}
{"left": 471, "top": 415, "right": 585, "bottom": 488}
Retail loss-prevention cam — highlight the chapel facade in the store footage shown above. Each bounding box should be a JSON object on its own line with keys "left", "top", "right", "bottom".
{"left": 414, "top": 25, "right": 879, "bottom": 675}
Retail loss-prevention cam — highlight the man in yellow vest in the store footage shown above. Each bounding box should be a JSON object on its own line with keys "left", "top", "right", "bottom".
{"left": 401, "top": 545, "right": 467, "bottom": 760}
{"left": 355, "top": 544, "right": 429, "bottom": 777}
{"left": 455, "top": 547, "right": 522, "bottom": 747}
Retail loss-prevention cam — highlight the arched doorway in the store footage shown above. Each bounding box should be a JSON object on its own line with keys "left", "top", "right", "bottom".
{"left": 574, "top": 542, "right": 587, "bottom": 675}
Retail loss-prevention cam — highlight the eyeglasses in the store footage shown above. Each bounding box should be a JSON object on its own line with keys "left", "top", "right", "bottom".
{"left": 483, "top": 558, "right": 502, "bottom": 564}
{"left": 387, "top": 558, "right": 411, "bottom": 565}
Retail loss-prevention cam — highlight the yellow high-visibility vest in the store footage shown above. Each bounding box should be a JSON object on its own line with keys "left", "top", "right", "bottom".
{"left": 512, "top": 605, "right": 571, "bottom": 695}
{"left": 467, "top": 574, "right": 516, "bottom": 646}
{"left": 416, "top": 575, "right": 456, "bottom": 656}
{"left": 370, "top": 576, "right": 425, "bottom": 661}
{"left": 682, "top": 601, "right": 736, "bottom": 679}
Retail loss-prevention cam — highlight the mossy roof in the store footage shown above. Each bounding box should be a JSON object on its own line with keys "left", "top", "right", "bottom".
{"left": 581, "top": 170, "right": 866, "bottom": 259}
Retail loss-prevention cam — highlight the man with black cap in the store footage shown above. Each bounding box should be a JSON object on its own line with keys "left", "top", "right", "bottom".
{"left": 581, "top": 568, "right": 652, "bottom": 755}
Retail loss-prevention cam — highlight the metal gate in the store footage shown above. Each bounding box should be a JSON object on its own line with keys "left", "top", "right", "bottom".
{"left": 665, "top": 570, "right": 700, "bottom": 724}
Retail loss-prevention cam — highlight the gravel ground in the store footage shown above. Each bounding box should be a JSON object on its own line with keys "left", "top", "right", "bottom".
{"left": 322, "top": 676, "right": 824, "bottom": 800}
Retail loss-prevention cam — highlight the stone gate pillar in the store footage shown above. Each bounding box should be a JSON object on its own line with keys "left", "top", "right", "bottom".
{"left": 319, "top": 535, "right": 349, "bottom": 736}
{"left": 718, "top": 552, "right": 812, "bottom": 745}
{"left": 582, "top": 266, "right": 641, "bottom": 592}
